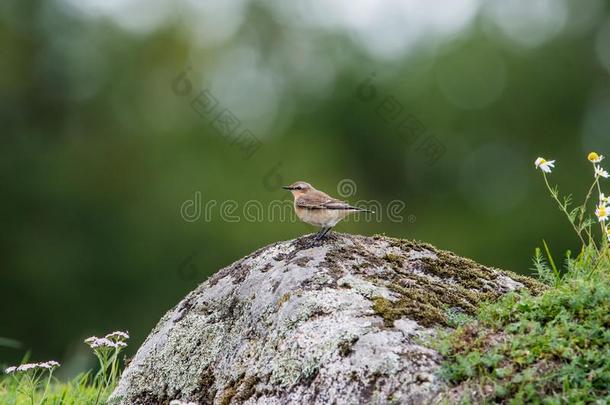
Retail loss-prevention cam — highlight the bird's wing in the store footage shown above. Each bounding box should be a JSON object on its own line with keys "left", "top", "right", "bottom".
{"left": 296, "top": 191, "right": 356, "bottom": 210}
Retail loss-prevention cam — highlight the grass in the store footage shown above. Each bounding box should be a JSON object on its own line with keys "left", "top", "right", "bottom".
{"left": 0, "top": 374, "right": 114, "bottom": 405}
{"left": 0, "top": 332, "right": 128, "bottom": 405}
{"left": 438, "top": 245, "right": 610, "bottom": 404}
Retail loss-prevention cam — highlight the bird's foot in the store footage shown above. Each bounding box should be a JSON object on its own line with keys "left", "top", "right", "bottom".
{"left": 304, "top": 229, "right": 333, "bottom": 249}
{"left": 304, "top": 238, "right": 323, "bottom": 249}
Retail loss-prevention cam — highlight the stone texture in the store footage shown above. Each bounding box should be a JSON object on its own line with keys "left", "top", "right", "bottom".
{"left": 110, "top": 233, "right": 542, "bottom": 405}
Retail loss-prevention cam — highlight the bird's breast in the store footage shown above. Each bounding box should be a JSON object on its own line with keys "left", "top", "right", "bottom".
{"left": 294, "top": 205, "right": 350, "bottom": 227}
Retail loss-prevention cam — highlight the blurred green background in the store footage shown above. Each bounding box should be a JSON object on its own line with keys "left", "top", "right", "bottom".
{"left": 2, "top": 0, "right": 610, "bottom": 376}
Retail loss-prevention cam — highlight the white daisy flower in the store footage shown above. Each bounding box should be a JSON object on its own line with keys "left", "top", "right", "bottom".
{"left": 595, "top": 204, "right": 609, "bottom": 222}
{"left": 535, "top": 157, "right": 555, "bottom": 173}
{"left": 600, "top": 193, "right": 610, "bottom": 206}
{"left": 588, "top": 152, "right": 604, "bottom": 163}
{"left": 595, "top": 165, "right": 609, "bottom": 178}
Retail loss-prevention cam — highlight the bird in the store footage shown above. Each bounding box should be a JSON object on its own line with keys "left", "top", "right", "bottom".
{"left": 283, "top": 181, "right": 373, "bottom": 244}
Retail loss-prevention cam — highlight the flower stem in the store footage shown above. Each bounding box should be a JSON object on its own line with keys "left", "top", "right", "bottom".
{"left": 579, "top": 176, "right": 598, "bottom": 227}
{"left": 595, "top": 179, "right": 609, "bottom": 251}
{"left": 38, "top": 372, "right": 52, "bottom": 405}
{"left": 94, "top": 384, "right": 103, "bottom": 405}
{"left": 29, "top": 374, "right": 35, "bottom": 405}
{"left": 542, "top": 173, "right": 588, "bottom": 248}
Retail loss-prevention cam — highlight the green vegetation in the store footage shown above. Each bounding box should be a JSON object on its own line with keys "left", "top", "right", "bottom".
{"left": 439, "top": 153, "right": 610, "bottom": 403}
{"left": 0, "top": 332, "right": 128, "bottom": 405}
{"left": 440, "top": 258, "right": 610, "bottom": 403}
{"left": 0, "top": 375, "right": 112, "bottom": 405}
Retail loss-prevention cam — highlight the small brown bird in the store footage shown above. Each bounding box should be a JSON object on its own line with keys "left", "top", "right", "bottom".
{"left": 283, "top": 181, "right": 372, "bottom": 244}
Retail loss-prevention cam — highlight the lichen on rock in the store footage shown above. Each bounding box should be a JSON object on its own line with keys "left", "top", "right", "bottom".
{"left": 110, "top": 233, "right": 543, "bottom": 405}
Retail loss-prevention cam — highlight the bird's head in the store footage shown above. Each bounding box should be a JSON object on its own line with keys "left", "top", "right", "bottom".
{"left": 282, "top": 181, "right": 313, "bottom": 197}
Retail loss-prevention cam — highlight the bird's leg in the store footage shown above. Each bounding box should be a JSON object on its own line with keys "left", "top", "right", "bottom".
{"left": 303, "top": 226, "right": 334, "bottom": 249}
{"left": 319, "top": 226, "right": 332, "bottom": 240}
{"left": 305, "top": 227, "right": 329, "bottom": 248}
{"left": 313, "top": 227, "right": 328, "bottom": 242}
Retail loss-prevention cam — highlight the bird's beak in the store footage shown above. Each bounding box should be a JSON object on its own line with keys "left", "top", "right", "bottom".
{"left": 282, "top": 186, "right": 293, "bottom": 190}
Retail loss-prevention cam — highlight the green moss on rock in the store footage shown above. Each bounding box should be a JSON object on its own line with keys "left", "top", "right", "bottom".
{"left": 383, "top": 253, "right": 403, "bottom": 268}
{"left": 322, "top": 236, "right": 545, "bottom": 328}
{"left": 440, "top": 275, "right": 610, "bottom": 403}
{"left": 218, "top": 385, "right": 236, "bottom": 405}
{"left": 277, "top": 293, "right": 291, "bottom": 306}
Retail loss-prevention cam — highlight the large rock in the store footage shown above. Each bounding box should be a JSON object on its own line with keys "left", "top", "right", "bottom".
{"left": 110, "top": 233, "right": 542, "bottom": 405}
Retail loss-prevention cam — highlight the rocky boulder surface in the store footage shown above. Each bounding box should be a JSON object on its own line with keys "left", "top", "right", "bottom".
{"left": 110, "top": 233, "right": 542, "bottom": 405}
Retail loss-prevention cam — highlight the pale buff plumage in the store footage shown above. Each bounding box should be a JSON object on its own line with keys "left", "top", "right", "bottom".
{"left": 283, "top": 181, "right": 371, "bottom": 242}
